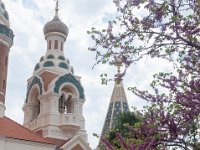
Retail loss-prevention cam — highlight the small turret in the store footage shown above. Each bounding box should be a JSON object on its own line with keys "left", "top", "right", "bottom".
{"left": 23, "top": 0, "right": 88, "bottom": 142}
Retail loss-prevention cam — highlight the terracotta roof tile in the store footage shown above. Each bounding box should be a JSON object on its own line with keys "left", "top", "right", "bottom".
{"left": 0, "top": 117, "right": 53, "bottom": 144}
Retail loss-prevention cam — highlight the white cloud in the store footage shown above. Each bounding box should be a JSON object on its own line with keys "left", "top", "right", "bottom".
{"left": 3, "top": 0, "right": 173, "bottom": 149}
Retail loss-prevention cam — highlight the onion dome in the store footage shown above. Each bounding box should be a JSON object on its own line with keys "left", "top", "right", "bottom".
{"left": 43, "top": 15, "right": 68, "bottom": 37}
{"left": 0, "top": 0, "right": 9, "bottom": 21}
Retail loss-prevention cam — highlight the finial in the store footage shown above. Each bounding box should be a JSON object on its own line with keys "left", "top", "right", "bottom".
{"left": 55, "top": 0, "right": 59, "bottom": 16}
{"left": 110, "top": 56, "right": 124, "bottom": 83}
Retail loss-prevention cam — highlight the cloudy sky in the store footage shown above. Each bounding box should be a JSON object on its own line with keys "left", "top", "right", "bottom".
{"left": 3, "top": 0, "right": 173, "bottom": 149}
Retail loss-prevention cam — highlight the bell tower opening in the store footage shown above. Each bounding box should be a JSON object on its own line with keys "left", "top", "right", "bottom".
{"left": 29, "top": 86, "right": 40, "bottom": 121}
{"left": 59, "top": 86, "right": 77, "bottom": 114}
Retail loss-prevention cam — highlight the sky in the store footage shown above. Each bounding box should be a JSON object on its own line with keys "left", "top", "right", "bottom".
{"left": 3, "top": 0, "right": 173, "bottom": 149}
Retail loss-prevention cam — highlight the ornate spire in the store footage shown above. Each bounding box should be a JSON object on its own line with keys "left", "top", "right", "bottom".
{"left": 99, "top": 55, "right": 130, "bottom": 148}
{"left": 55, "top": 0, "right": 59, "bottom": 16}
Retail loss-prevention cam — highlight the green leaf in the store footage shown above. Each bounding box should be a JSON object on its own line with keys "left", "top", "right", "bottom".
{"left": 171, "top": 16, "right": 177, "bottom": 23}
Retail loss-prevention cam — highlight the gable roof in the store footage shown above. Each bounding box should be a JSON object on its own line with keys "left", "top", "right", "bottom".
{"left": 0, "top": 116, "right": 53, "bottom": 145}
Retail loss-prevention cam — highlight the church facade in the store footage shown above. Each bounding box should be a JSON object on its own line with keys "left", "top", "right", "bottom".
{"left": 0, "top": 0, "right": 91, "bottom": 150}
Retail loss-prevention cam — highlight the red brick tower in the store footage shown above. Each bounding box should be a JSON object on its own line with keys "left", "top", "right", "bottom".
{"left": 0, "top": 0, "right": 14, "bottom": 117}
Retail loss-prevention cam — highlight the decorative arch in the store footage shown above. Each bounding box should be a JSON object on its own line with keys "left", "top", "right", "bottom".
{"left": 54, "top": 74, "right": 85, "bottom": 99}
{"left": 28, "top": 85, "right": 39, "bottom": 102}
{"left": 25, "top": 76, "right": 43, "bottom": 103}
{"left": 28, "top": 85, "right": 40, "bottom": 121}
{"left": 61, "top": 83, "right": 78, "bottom": 98}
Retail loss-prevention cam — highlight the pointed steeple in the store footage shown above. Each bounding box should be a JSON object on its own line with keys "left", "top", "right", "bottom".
{"left": 99, "top": 56, "right": 130, "bottom": 141}
{"left": 100, "top": 81, "right": 129, "bottom": 139}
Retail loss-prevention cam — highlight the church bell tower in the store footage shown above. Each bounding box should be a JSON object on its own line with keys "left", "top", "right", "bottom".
{"left": 23, "top": 1, "right": 87, "bottom": 141}
{"left": 0, "top": 0, "right": 14, "bottom": 117}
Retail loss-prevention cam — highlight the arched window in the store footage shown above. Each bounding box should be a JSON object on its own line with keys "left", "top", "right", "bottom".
{"left": 58, "top": 56, "right": 65, "bottom": 60}
{"left": 54, "top": 40, "right": 58, "bottom": 49}
{"left": 47, "top": 55, "right": 54, "bottom": 59}
{"left": 59, "top": 62, "right": 68, "bottom": 69}
{"left": 43, "top": 61, "right": 54, "bottom": 67}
